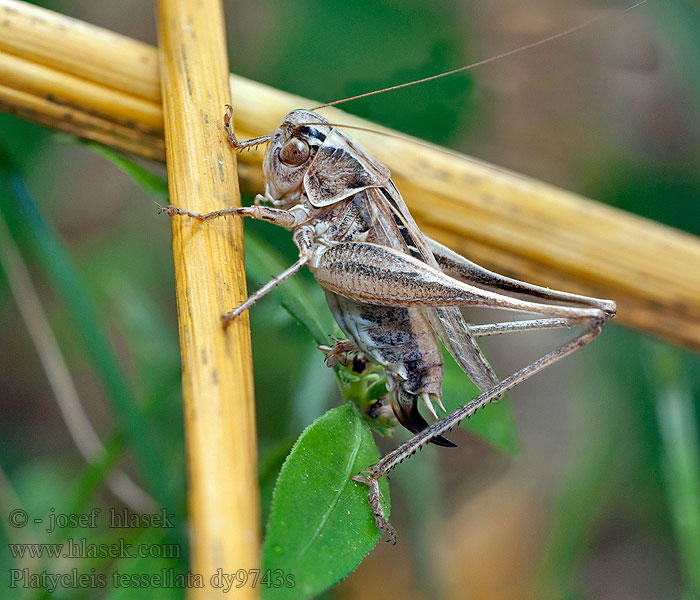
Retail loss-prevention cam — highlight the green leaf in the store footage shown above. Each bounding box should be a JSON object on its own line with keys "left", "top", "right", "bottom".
{"left": 261, "top": 403, "right": 388, "bottom": 600}
{"left": 441, "top": 345, "right": 520, "bottom": 454}
{"left": 258, "top": 436, "right": 297, "bottom": 526}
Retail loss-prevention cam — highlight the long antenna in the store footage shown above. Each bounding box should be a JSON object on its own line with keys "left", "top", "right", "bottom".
{"left": 311, "top": 0, "right": 648, "bottom": 111}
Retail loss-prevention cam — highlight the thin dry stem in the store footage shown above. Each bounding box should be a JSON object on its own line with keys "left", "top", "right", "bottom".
{"left": 157, "top": 0, "right": 259, "bottom": 594}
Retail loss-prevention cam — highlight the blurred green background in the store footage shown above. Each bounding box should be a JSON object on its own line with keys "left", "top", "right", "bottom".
{"left": 1, "top": 0, "right": 700, "bottom": 598}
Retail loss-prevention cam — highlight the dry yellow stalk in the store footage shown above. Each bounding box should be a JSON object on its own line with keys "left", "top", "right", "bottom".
{"left": 1, "top": 0, "right": 699, "bottom": 350}
{"left": 0, "top": 0, "right": 160, "bottom": 102}
{"left": 157, "top": 0, "right": 258, "bottom": 594}
{"left": 0, "top": 81, "right": 165, "bottom": 160}
{"left": 0, "top": 49, "right": 162, "bottom": 131}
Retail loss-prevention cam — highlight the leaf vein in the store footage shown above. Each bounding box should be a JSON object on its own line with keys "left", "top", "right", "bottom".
{"left": 298, "top": 414, "right": 363, "bottom": 558}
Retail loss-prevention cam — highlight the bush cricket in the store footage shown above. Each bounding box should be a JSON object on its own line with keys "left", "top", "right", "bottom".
{"left": 161, "top": 3, "right": 653, "bottom": 542}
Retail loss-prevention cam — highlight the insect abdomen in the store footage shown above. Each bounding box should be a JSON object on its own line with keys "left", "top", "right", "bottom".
{"left": 325, "top": 292, "right": 443, "bottom": 397}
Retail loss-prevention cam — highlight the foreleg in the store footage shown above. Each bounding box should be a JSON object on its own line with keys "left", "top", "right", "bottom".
{"left": 160, "top": 204, "right": 303, "bottom": 229}
{"left": 163, "top": 204, "right": 314, "bottom": 324}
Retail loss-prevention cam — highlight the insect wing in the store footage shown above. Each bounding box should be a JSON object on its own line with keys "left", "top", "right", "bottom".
{"left": 304, "top": 128, "right": 391, "bottom": 207}
{"left": 364, "top": 184, "right": 500, "bottom": 392}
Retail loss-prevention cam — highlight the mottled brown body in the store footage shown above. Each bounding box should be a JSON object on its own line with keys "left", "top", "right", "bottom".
{"left": 248, "top": 110, "right": 505, "bottom": 443}
{"left": 316, "top": 191, "right": 444, "bottom": 435}
{"left": 164, "top": 107, "right": 616, "bottom": 541}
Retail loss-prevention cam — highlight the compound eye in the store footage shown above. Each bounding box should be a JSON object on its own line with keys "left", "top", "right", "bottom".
{"left": 279, "top": 138, "right": 310, "bottom": 167}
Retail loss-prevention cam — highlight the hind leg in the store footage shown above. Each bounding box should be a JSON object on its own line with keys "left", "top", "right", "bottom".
{"left": 356, "top": 321, "right": 603, "bottom": 542}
